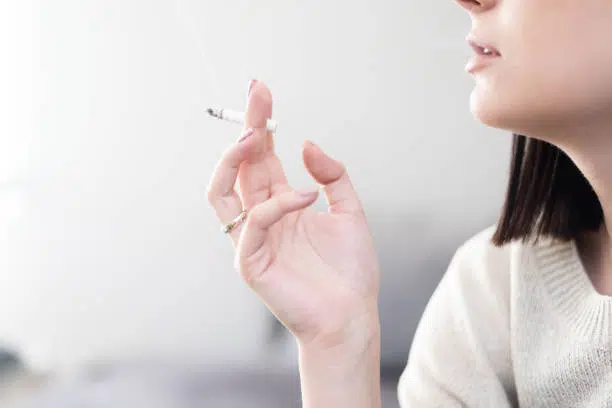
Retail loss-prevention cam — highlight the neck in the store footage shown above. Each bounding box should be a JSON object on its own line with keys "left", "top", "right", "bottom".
{"left": 530, "top": 117, "right": 612, "bottom": 294}
{"left": 559, "top": 129, "right": 612, "bottom": 241}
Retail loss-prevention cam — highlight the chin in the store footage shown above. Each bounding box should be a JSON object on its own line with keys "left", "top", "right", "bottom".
{"left": 469, "top": 87, "right": 513, "bottom": 130}
{"left": 467, "top": 79, "right": 612, "bottom": 140}
{"left": 469, "top": 85, "right": 540, "bottom": 136}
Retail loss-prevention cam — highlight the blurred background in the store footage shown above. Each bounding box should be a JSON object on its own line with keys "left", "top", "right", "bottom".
{"left": 0, "top": 0, "right": 510, "bottom": 406}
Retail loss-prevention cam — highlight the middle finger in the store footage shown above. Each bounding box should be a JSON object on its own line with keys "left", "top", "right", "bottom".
{"left": 237, "top": 81, "right": 291, "bottom": 210}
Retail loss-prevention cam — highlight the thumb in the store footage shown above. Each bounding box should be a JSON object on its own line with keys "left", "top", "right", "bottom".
{"left": 302, "top": 140, "right": 364, "bottom": 216}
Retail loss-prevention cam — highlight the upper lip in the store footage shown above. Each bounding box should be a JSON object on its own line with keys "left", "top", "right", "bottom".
{"left": 466, "top": 35, "right": 501, "bottom": 56}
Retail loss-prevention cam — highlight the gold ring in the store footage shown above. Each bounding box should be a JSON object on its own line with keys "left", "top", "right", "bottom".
{"left": 222, "top": 209, "right": 248, "bottom": 234}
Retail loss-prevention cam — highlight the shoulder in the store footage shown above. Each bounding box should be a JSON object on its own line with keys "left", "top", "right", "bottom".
{"left": 399, "top": 226, "right": 520, "bottom": 405}
{"left": 416, "top": 224, "right": 516, "bottom": 337}
{"left": 446, "top": 225, "right": 514, "bottom": 297}
{"left": 455, "top": 224, "right": 512, "bottom": 266}
{"left": 450, "top": 224, "right": 555, "bottom": 297}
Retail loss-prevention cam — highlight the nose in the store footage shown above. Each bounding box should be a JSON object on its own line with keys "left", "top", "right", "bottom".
{"left": 455, "top": 0, "right": 496, "bottom": 13}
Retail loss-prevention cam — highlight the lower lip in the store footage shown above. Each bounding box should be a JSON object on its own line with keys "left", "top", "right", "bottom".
{"left": 465, "top": 54, "right": 500, "bottom": 73}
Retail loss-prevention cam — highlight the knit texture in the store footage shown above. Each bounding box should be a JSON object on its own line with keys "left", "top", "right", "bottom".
{"left": 397, "top": 226, "right": 612, "bottom": 407}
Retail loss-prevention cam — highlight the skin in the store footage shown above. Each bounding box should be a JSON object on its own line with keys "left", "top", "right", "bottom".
{"left": 207, "top": 80, "right": 382, "bottom": 408}
{"left": 207, "top": 1, "right": 612, "bottom": 406}
{"left": 462, "top": 0, "right": 612, "bottom": 295}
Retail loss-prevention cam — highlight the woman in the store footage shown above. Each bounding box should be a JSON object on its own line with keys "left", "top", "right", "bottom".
{"left": 206, "top": 0, "right": 612, "bottom": 406}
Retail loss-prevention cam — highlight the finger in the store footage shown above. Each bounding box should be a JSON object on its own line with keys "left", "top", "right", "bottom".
{"left": 238, "top": 80, "right": 291, "bottom": 211}
{"left": 302, "top": 140, "right": 364, "bottom": 216}
{"left": 238, "top": 187, "right": 320, "bottom": 273}
{"left": 207, "top": 127, "right": 257, "bottom": 244}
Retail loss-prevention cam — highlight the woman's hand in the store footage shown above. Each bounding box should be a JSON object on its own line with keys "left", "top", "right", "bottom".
{"left": 207, "top": 80, "right": 381, "bottom": 350}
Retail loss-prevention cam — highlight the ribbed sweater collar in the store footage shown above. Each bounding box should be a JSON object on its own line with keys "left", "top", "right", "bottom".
{"left": 533, "top": 238, "right": 612, "bottom": 345}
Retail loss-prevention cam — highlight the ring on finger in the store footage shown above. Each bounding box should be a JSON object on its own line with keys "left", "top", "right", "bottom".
{"left": 222, "top": 209, "right": 248, "bottom": 234}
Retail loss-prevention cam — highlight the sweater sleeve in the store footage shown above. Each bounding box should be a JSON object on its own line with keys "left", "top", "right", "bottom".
{"left": 397, "top": 228, "right": 517, "bottom": 407}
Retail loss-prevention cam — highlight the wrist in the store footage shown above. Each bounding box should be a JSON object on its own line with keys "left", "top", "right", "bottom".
{"left": 297, "top": 304, "right": 380, "bottom": 364}
{"left": 297, "top": 312, "right": 381, "bottom": 408}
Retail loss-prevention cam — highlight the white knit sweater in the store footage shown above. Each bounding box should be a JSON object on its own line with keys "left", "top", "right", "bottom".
{"left": 397, "top": 226, "right": 612, "bottom": 407}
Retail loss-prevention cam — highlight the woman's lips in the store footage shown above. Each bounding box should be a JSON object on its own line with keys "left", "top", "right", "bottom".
{"left": 465, "top": 37, "right": 501, "bottom": 74}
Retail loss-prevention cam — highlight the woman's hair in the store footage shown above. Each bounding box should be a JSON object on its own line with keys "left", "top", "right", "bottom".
{"left": 491, "top": 134, "right": 603, "bottom": 246}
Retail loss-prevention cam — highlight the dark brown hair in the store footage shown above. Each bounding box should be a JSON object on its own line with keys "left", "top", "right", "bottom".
{"left": 491, "top": 134, "right": 603, "bottom": 246}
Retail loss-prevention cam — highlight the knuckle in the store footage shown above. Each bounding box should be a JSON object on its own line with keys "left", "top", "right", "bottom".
{"left": 217, "top": 194, "right": 236, "bottom": 213}
{"left": 223, "top": 142, "right": 245, "bottom": 163}
{"left": 277, "top": 194, "right": 290, "bottom": 211}
{"left": 205, "top": 185, "right": 217, "bottom": 203}
{"left": 247, "top": 207, "right": 265, "bottom": 226}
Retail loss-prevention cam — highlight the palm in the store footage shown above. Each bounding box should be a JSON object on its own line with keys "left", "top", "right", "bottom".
{"left": 240, "top": 204, "right": 379, "bottom": 341}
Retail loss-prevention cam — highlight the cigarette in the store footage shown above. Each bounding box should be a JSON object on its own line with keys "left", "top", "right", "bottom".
{"left": 206, "top": 107, "right": 278, "bottom": 133}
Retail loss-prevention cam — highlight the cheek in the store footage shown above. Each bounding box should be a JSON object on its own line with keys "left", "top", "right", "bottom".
{"left": 469, "top": 45, "right": 612, "bottom": 134}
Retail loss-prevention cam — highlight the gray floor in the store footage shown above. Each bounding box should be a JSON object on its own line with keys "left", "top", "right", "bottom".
{"left": 20, "top": 362, "right": 401, "bottom": 408}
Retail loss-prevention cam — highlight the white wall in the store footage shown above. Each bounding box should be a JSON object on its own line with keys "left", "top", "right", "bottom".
{"left": 0, "top": 0, "right": 511, "bottom": 372}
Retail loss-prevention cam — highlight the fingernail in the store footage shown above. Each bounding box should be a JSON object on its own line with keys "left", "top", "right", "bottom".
{"left": 238, "top": 128, "right": 254, "bottom": 143}
{"left": 297, "top": 187, "right": 319, "bottom": 197}
{"left": 247, "top": 79, "right": 257, "bottom": 98}
{"left": 306, "top": 140, "right": 320, "bottom": 151}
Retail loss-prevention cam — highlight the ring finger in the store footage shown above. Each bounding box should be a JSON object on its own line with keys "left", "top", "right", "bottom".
{"left": 207, "top": 127, "right": 256, "bottom": 244}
